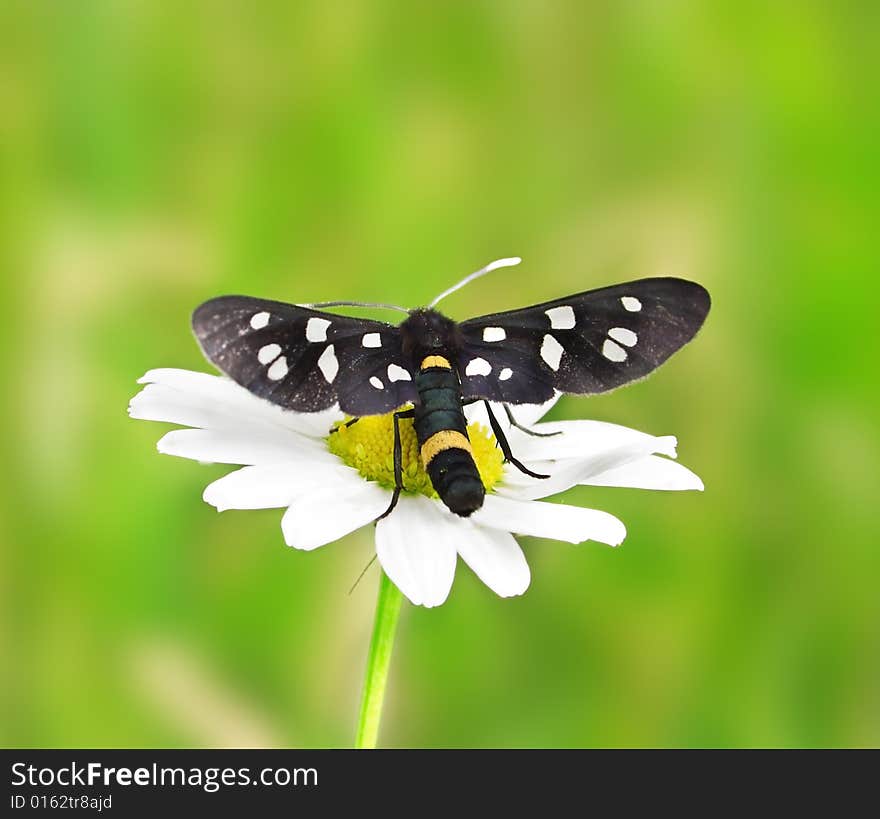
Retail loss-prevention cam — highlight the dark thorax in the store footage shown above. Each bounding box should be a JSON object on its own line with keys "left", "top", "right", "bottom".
{"left": 399, "top": 308, "right": 462, "bottom": 363}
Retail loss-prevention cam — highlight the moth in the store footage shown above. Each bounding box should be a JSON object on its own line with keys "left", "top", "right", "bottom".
{"left": 192, "top": 258, "right": 710, "bottom": 518}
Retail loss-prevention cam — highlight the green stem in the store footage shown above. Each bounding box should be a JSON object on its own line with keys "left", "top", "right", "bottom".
{"left": 355, "top": 570, "right": 404, "bottom": 749}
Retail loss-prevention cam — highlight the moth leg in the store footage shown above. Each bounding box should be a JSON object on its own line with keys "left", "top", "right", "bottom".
{"left": 348, "top": 554, "right": 377, "bottom": 595}
{"left": 503, "top": 403, "right": 562, "bottom": 438}
{"left": 482, "top": 401, "right": 549, "bottom": 480}
{"left": 329, "top": 417, "right": 361, "bottom": 434}
{"left": 376, "top": 408, "right": 417, "bottom": 521}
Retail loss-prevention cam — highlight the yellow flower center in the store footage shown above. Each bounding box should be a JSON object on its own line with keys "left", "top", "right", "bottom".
{"left": 327, "top": 411, "right": 504, "bottom": 499}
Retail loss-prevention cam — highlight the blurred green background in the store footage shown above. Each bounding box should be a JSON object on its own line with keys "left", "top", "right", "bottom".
{"left": 2, "top": 1, "right": 878, "bottom": 748}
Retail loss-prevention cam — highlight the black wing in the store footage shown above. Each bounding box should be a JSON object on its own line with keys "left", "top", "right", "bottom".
{"left": 192, "top": 296, "right": 417, "bottom": 415}
{"left": 456, "top": 278, "right": 710, "bottom": 404}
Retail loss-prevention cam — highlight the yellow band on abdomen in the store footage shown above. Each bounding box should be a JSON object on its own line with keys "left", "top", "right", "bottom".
{"left": 420, "top": 355, "right": 452, "bottom": 370}
{"left": 420, "top": 430, "right": 473, "bottom": 467}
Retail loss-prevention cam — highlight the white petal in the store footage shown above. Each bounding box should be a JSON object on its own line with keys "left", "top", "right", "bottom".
{"left": 375, "top": 495, "right": 458, "bottom": 608}
{"left": 463, "top": 392, "right": 562, "bottom": 432}
{"left": 497, "top": 443, "right": 654, "bottom": 500}
{"left": 473, "top": 494, "right": 626, "bottom": 546}
{"left": 281, "top": 479, "right": 389, "bottom": 551}
{"left": 130, "top": 382, "right": 255, "bottom": 432}
{"left": 137, "top": 367, "right": 236, "bottom": 392}
{"left": 508, "top": 419, "right": 678, "bottom": 462}
{"left": 132, "top": 369, "right": 343, "bottom": 437}
{"left": 203, "top": 462, "right": 361, "bottom": 511}
{"left": 456, "top": 526, "right": 530, "bottom": 598}
{"left": 462, "top": 400, "right": 500, "bottom": 431}
{"left": 157, "top": 427, "right": 323, "bottom": 465}
{"left": 583, "top": 455, "right": 705, "bottom": 491}
{"left": 135, "top": 369, "right": 281, "bottom": 425}
{"left": 512, "top": 391, "right": 562, "bottom": 425}
{"left": 273, "top": 404, "right": 346, "bottom": 438}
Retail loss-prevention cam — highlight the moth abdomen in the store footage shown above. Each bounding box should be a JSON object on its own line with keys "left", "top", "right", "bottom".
{"left": 413, "top": 360, "right": 484, "bottom": 517}
{"left": 424, "top": 448, "right": 485, "bottom": 517}
{"left": 419, "top": 408, "right": 467, "bottom": 433}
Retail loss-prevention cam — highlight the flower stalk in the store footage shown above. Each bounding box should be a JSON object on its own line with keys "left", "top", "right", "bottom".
{"left": 355, "top": 570, "right": 404, "bottom": 748}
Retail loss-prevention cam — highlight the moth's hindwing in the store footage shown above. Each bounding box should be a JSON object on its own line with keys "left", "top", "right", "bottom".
{"left": 192, "top": 296, "right": 417, "bottom": 415}
{"left": 456, "top": 277, "right": 710, "bottom": 403}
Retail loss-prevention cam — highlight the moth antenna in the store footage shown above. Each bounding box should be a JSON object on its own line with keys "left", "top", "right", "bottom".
{"left": 298, "top": 300, "right": 412, "bottom": 315}
{"left": 428, "top": 257, "right": 522, "bottom": 308}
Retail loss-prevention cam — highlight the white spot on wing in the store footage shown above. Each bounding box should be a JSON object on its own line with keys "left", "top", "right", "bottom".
{"left": 482, "top": 327, "right": 506, "bottom": 342}
{"left": 317, "top": 344, "right": 339, "bottom": 383}
{"left": 540, "top": 334, "right": 564, "bottom": 371}
{"left": 545, "top": 305, "right": 576, "bottom": 330}
{"left": 602, "top": 339, "right": 628, "bottom": 362}
{"left": 258, "top": 343, "right": 281, "bottom": 365}
{"left": 608, "top": 327, "right": 637, "bottom": 347}
{"left": 267, "top": 356, "right": 288, "bottom": 380}
{"left": 499, "top": 367, "right": 513, "bottom": 381}
{"left": 306, "top": 316, "right": 332, "bottom": 342}
{"left": 621, "top": 297, "right": 642, "bottom": 312}
{"left": 387, "top": 364, "right": 412, "bottom": 382}
{"left": 370, "top": 376, "right": 384, "bottom": 389}
{"left": 362, "top": 332, "right": 382, "bottom": 348}
{"left": 465, "top": 357, "right": 492, "bottom": 377}
{"left": 250, "top": 311, "right": 270, "bottom": 329}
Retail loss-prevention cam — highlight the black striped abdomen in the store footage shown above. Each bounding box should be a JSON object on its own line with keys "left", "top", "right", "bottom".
{"left": 414, "top": 356, "right": 485, "bottom": 517}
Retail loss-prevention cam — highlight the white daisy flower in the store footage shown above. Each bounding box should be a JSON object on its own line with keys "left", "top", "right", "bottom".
{"left": 129, "top": 367, "right": 703, "bottom": 608}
